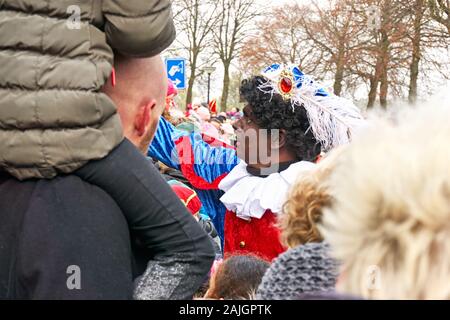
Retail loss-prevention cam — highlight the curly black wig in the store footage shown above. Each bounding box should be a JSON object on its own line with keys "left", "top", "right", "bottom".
{"left": 240, "top": 76, "right": 321, "bottom": 162}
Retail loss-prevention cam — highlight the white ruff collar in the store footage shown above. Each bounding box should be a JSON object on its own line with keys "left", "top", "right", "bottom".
{"left": 219, "top": 161, "right": 316, "bottom": 221}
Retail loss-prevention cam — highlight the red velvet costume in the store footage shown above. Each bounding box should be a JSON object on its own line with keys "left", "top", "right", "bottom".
{"left": 224, "top": 209, "right": 285, "bottom": 261}
{"left": 218, "top": 160, "right": 316, "bottom": 262}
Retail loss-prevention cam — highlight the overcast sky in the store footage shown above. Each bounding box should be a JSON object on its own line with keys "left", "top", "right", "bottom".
{"left": 165, "top": 0, "right": 450, "bottom": 108}
{"left": 165, "top": 0, "right": 356, "bottom": 103}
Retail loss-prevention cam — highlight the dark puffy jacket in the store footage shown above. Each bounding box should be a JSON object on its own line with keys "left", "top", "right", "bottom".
{"left": 0, "top": 0, "right": 176, "bottom": 180}
{"left": 0, "top": 172, "right": 136, "bottom": 299}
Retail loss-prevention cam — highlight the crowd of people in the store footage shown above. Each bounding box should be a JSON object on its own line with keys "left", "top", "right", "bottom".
{"left": 1, "top": 0, "right": 449, "bottom": 301}
{"left": 164, "top": 86, "right": 241, "bottom": 148}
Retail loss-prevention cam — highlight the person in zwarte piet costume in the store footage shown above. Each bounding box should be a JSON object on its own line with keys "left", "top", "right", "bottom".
{"left": 149, "top": 63, "right": 364, "bottom": 261}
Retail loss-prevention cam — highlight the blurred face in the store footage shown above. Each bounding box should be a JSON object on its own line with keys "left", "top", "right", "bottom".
{"left": 233, "top": 105, "right": 279, "bottom": 167}
{"left": 165, "top": 95, "right": 176, "bottom": 110}
{"left": 197, "top": 107, "right": 211, "bottom": 122}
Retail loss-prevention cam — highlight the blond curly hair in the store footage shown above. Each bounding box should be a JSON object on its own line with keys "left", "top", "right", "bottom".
{"left": 320, "top": 105, "right": 450, "bottom": 300}
{"left": 279, "top": 149, "right": 344, "bottom": 248}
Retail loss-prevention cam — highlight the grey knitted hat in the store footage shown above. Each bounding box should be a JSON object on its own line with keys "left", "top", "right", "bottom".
{"left": 256, "top": 242, "right": 339, "bottom": 300}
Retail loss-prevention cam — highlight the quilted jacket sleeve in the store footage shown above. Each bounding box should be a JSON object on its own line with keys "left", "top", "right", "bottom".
{"left": 102, "top": 0, "right": 176, "bottom": 57}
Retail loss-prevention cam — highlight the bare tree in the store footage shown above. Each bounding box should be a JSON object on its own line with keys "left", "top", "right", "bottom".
{"left": 343, "top": 0, "right": 412, "bottom": 108}
{"left": 239, "top": 5, "right": 324, "bottom": 77}
{"left": 224, "top": 71, "right": 244, "bottom": 109}
{"left": 236, "top": 0, "right": 449, "bottom": 109}
{"left": 406, "top": 0, "right": 426, "bottom": 104}
{"left": 301, "top": 0, "right": 372, "bottom": 96}
{"left": 212, "top": 0, "right": 261, "bottom": 112}
{"left": 428, "top": 0, "right": 450, "bottom": 33}
{"left": 172, "top": 0, "right": 220, "bottom": 108}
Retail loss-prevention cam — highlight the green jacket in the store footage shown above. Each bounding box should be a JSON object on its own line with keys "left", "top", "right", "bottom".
{"left": 0, "top": 0, "right": 176, "bottom": 180}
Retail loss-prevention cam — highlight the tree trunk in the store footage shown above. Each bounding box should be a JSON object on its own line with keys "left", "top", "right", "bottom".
{"left": 333, "top": 43, "right": 345, "bottom": 96}
{"left": 220, "top": 62, "right": 231, "bottom": 112}
{"left": 333, "top": 68, "right": 344, "bottom": 96}
{"left": 333, "top": 54, "right": 345, "bottom": 96}
{"left": 367, "top": 76, "right": 379, "bottom": 109}
{"left": 379, "top": 66, "right": 388, "bottom": 108}
{"left": 408, "top": 0, "right": 424, "bottom": 105}
{"left": 379, "top": 28, "right": 390, "bottom": 108}
{"left": 185, "top": 53, "right": 198, "bottom": 109}
{"left": 367, "top": 55, "right": 383, "bottom": 109}
{"left": 185, "top": 71, "right": 195, "bottom": 109}
{"left": 408, "top": 47, "right": 420, "bottom": 105}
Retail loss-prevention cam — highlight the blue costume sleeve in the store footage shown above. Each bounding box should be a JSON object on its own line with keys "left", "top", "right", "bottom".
{"left": 148, "top": 117, "right": 180, "bottom": 170}
{"left": 148, "top": 117, "right": 239, "bottom": 184}
{"left": 190, "top": 133, "right": 238, "bottom": 184}
{"left": 148, "top": 117, "right": 239, "bottom": 245}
